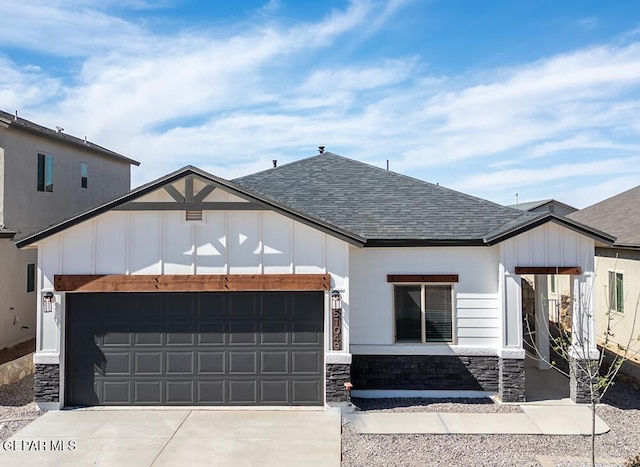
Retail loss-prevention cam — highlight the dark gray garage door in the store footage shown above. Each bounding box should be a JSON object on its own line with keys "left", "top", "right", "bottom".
{"left": 65, "top": 291, "right": 324, "bottom": 406}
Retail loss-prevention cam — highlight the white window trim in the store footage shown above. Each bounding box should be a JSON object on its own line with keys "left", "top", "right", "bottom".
{"left": 392, "top": 282, "right": 457, "bottom": 345}
{"left": 608, "top": 270, "right": 624, "bottom": 315}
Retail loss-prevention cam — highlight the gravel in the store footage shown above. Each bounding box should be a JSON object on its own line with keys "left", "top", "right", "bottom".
{"left": 342, "top": 383, "right": 640, "bottom": 467}
{"left": 0, "top": 375, "right": 43, "bottom": 441}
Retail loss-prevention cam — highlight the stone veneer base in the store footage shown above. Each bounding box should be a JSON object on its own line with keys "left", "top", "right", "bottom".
{"left": 326, "top": 363, "right": 351, "bottom": 402}
{"left": 34, "top": 363, "right": 60, "bottom": 403}
{"left": 498, "top": 357, "right": 526, "bottom": 402}
{"left": 350, "top": 355, "right": 500, "bottom": 392}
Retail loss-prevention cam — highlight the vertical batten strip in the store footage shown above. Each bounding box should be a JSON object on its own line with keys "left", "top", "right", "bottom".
{"left": 289, "top": 219, "right": 295, "bottom": 274}
{"left": 91, "top": 220, "right": 97, "bottom": 275}
{"left": 125, "top": 212, "right": 130, "bottom": 275}
{"left": 259, "top": 211, "right": 264, "bottom": 275}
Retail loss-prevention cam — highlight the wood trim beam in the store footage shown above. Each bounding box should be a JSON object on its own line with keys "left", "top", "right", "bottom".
{"left": 514, "top": 266, "right": 581, "bottom": 275}
{"left": 113, "top": 202, "right": 267, "bottom": 211}
{"left": 194, "top": 184, "right": 216, "bottom": 203}
{"left": 387, "top": 274, "right": 459, "bottom": 283}
{"left": 163, "top": 185, "right": 185, "bottom": 203}
{"left": 54, "top": 274, "right": 331, "bottom": 292}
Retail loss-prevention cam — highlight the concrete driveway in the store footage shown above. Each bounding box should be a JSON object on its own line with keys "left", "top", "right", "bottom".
{"left": 0, "top": 408, "right": 341, "bottom": 466}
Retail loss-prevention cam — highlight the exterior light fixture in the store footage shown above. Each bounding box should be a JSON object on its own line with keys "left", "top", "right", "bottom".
{"left": 330, "top": 290, "right": 343, "bottom": 350}
{"left": 43, "top": 292, "right": 55, "bottom": 313}
{"left": 330, "top": 290, "right": 342, "bottom": 311}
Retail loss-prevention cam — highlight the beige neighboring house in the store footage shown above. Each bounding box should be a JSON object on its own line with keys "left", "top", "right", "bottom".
{"left": 569, "top": 187, "right": 640, "bottom": 362}
{"left": 0, "top": 109, "right": 139, "bottom": 351}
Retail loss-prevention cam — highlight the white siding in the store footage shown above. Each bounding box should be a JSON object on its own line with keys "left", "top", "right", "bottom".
{"left": 34, "top": 187, "right": 350, "bottom": 364}
{"left": 349, "top": 246, "right": 502, "bottom": 354}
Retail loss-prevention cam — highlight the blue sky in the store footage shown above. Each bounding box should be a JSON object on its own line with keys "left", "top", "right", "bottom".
{"left": 2, "top": 0, "right": 640, "bottom": 208}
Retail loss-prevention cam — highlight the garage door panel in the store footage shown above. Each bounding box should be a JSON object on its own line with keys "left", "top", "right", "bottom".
{"left": 198, "top": 351, "right": 225, "bottom": 374}
{"left": 66, "top": 291, "right": 324, "bottom": 406}
{"left": 228, "top": 321, "right": 257, "bottom": 344}
{"left": 166, "top": 380, "right": 194, "bottom": 404}
{"left": 198, "top": 380, "right": 225, "bottom": 403}
{"left": 292, "top": 380, "right": 321, "bottom": 404}
{"left": 135, "top": 352, "right": 163, "bottom": 375}
{"left": 196, "top": 322, "right": 225, "bottom": 345}
{"left": 261, "top": 351, "right": 288, "bottom": 374}
{"left": 103, "top": 381, "right": 131, "bottom": 404}
{"left": 260, "top": 321, "right": 288, "bottom": 344}
{"left": 135, "top": 381, "right": 162, "bottom": 404}
{"left": 104, "top": 352, "right": 132, "bottom": 375}
{"left": 166, "top": 352, "right": 195, "bottom": 374}
{"left": 228, "top": 352, "right": 257, "bottom": 374}
{"left": 228, "top": 380, "right": 257, "bottom": 404}
{"left": 261, "top": 380, "right": 288, "bottom": 404}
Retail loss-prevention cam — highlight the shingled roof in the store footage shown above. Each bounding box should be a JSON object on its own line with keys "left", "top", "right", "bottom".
{"left": 0, "top": 109, "right": 139, "bottom": 166}
{"left": 235, "top": 153, "right": 608, "bottom": 246}
{"left": 16, "top": 153, "right": 615, "bottom": 248}
{"left": 568, "top": 185, "right": 640, "bottom": 248}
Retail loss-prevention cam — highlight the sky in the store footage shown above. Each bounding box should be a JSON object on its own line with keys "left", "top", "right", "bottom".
{"left": 1, "top": 0, "right": 640, "bottom": 208}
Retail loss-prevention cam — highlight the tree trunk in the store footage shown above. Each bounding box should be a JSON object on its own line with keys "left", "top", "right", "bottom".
{"left": 591, "top": 400, "right": 596, "bottom": 467}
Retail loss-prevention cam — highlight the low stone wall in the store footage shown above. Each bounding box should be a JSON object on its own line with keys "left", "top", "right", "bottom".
{"left": 351, "top": 355, "right": 499, "bottom": 392}
{"left": 0, "top": 352, "right": 35, "bottom": 386}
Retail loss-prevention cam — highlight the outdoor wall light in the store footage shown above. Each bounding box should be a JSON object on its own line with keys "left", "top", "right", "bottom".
{"left": 330, "top": 290, "right": 342, "bottom": 311}
{"left": 42, "top": 292, "right": 55, "bottom": 313}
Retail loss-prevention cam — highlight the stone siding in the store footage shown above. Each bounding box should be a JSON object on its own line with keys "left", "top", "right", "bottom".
{"left": 570, "top": 358, "right": 599, "bottom": 404}
{"left": 498, "top": 357, "right": 525, "bottom": 402}
{"left": 351, "top": 355, "right": 499, "bottom": 392}
{"left": 326, "top": 363, "right": 351, "bottom": 402}
{"left": 34, "top": 364, "right": 60, "bottom": 403}
{"left": 0, "top": 352, "right": 34, "bottom": 386}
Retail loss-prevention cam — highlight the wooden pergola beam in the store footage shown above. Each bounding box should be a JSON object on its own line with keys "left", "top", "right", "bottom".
{"left": 387, "top": 274, "right": 459, "bottom": 283}
{"left": 514, "top": 266, "right": 581, "bottom": 275}
{"left": 54, "top": 274, "right": 331, "bottom": 292}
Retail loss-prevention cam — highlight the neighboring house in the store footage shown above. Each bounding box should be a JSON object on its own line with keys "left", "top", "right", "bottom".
{"left": 0, "top": 109, "right": 140, "bottom": 351}
{"left": 568, "top": 186, "right": 640, "bottom": 362}
{"left": 16, "top": 153, "right": 614, "bottom": 410}
{"left": 508, "top": 199, "right": 578, "bottom": 217}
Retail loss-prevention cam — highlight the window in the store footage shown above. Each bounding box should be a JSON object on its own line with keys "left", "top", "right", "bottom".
{"left": 26, "top": 263, "right": 35, "bottom": 293}
{"left": 394, "top": 284, "right": 454, "bottom": 343}
{"left": 609, "top": 271, "right": 624, "bottom": 314}
{"left": 37, "top": 153, "right": 54, "bottom": 192}
{"left": 80, "top": 162, "right": 88, "bottom": 188}
{"left": 550, "top": 275, "right": 556, "bottom": 294}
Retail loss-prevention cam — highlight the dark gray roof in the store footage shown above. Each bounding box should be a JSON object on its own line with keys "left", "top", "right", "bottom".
{"left": 0, "top": 109, "right": 140, "bottom": 166}
{"left": 0, "top": 228, "right": 17, "bottom": 239}
{"left": 234, "top": 153, "right": 592, "bottom": 244}
{"left": 507, "top": 199, "right": 577, "bottom": 214}
{"left": 16, "top": 153, "right": 615, "bottom": 249}
{"left": 568, "top": 185, "right": 640, "bottom": 248}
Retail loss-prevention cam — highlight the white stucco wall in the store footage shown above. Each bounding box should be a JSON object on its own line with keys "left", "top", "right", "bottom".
{"left": 349, "top": 246, "right": 502, "bottom": 356}
{"left": 33, "top": 185, "right": 350, "bottom": 365}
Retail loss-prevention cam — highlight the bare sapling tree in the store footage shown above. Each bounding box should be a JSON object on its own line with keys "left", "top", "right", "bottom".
{"left": 524, "top": 261, "right": 640, "bottom": 467}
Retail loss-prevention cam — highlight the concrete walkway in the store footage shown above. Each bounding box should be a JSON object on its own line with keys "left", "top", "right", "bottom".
{"left": 344, "top": 404, "right": 610, "bottom": 435}
{"left": 0, "top": 408, "right": 341, "bottom": 467}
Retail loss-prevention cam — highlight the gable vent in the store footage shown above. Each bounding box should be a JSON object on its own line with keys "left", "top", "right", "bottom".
{"left": 185, "top": 210, "right": 203, "bottom": 222}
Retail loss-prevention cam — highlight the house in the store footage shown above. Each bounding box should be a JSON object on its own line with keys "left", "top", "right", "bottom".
{"left": 0, "top": 109, "right": 140, "bottom": 352}
{"left": 16, "top": 152, "right": 615, "bottom": 409}
{"left": 568, "top": 186, "right": 640, "bottom": 370}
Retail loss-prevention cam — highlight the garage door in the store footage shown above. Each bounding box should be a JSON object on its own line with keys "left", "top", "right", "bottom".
{"left": 65, "top": 291, "right": 324, "bottom": 406}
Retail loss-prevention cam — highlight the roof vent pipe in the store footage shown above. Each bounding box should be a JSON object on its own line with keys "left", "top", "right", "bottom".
{"left": 56, "top": 126, "right": 64, "bottom": 133}
{"left": 318, "top": 146, "right": 325, "bottom": 154}
{"left": 14, "top": 110, "right": 18, "bottom": 120}
{"left": 386, "top": 159, "right": 389, "bottom": 170}
{"left": 272, "top": 159, "right": 277, "bottom": 168}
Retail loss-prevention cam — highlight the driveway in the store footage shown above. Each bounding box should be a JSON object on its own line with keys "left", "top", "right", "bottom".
{"left": 0, "top": 408, "right": 341, "bottom": 466}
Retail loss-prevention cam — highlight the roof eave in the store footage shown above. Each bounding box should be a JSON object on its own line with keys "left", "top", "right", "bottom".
{"left": 2, "top": 117, "right": 140, "bottom": 166}
{"left": 484, "top": 213, "right": 616, "bottom": 246}
{"left": 364, "top": 238, "right": 487, "bottom": 247}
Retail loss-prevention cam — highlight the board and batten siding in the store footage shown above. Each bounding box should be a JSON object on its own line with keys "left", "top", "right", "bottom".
{"left": 348, "top": 246, "right": 502, "bottom": 355}
{"left": 499, "top": 221, "right": 596, "bottom": 350}
{"left": 34, "top": 186, "right": 350, "bottom": 361}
